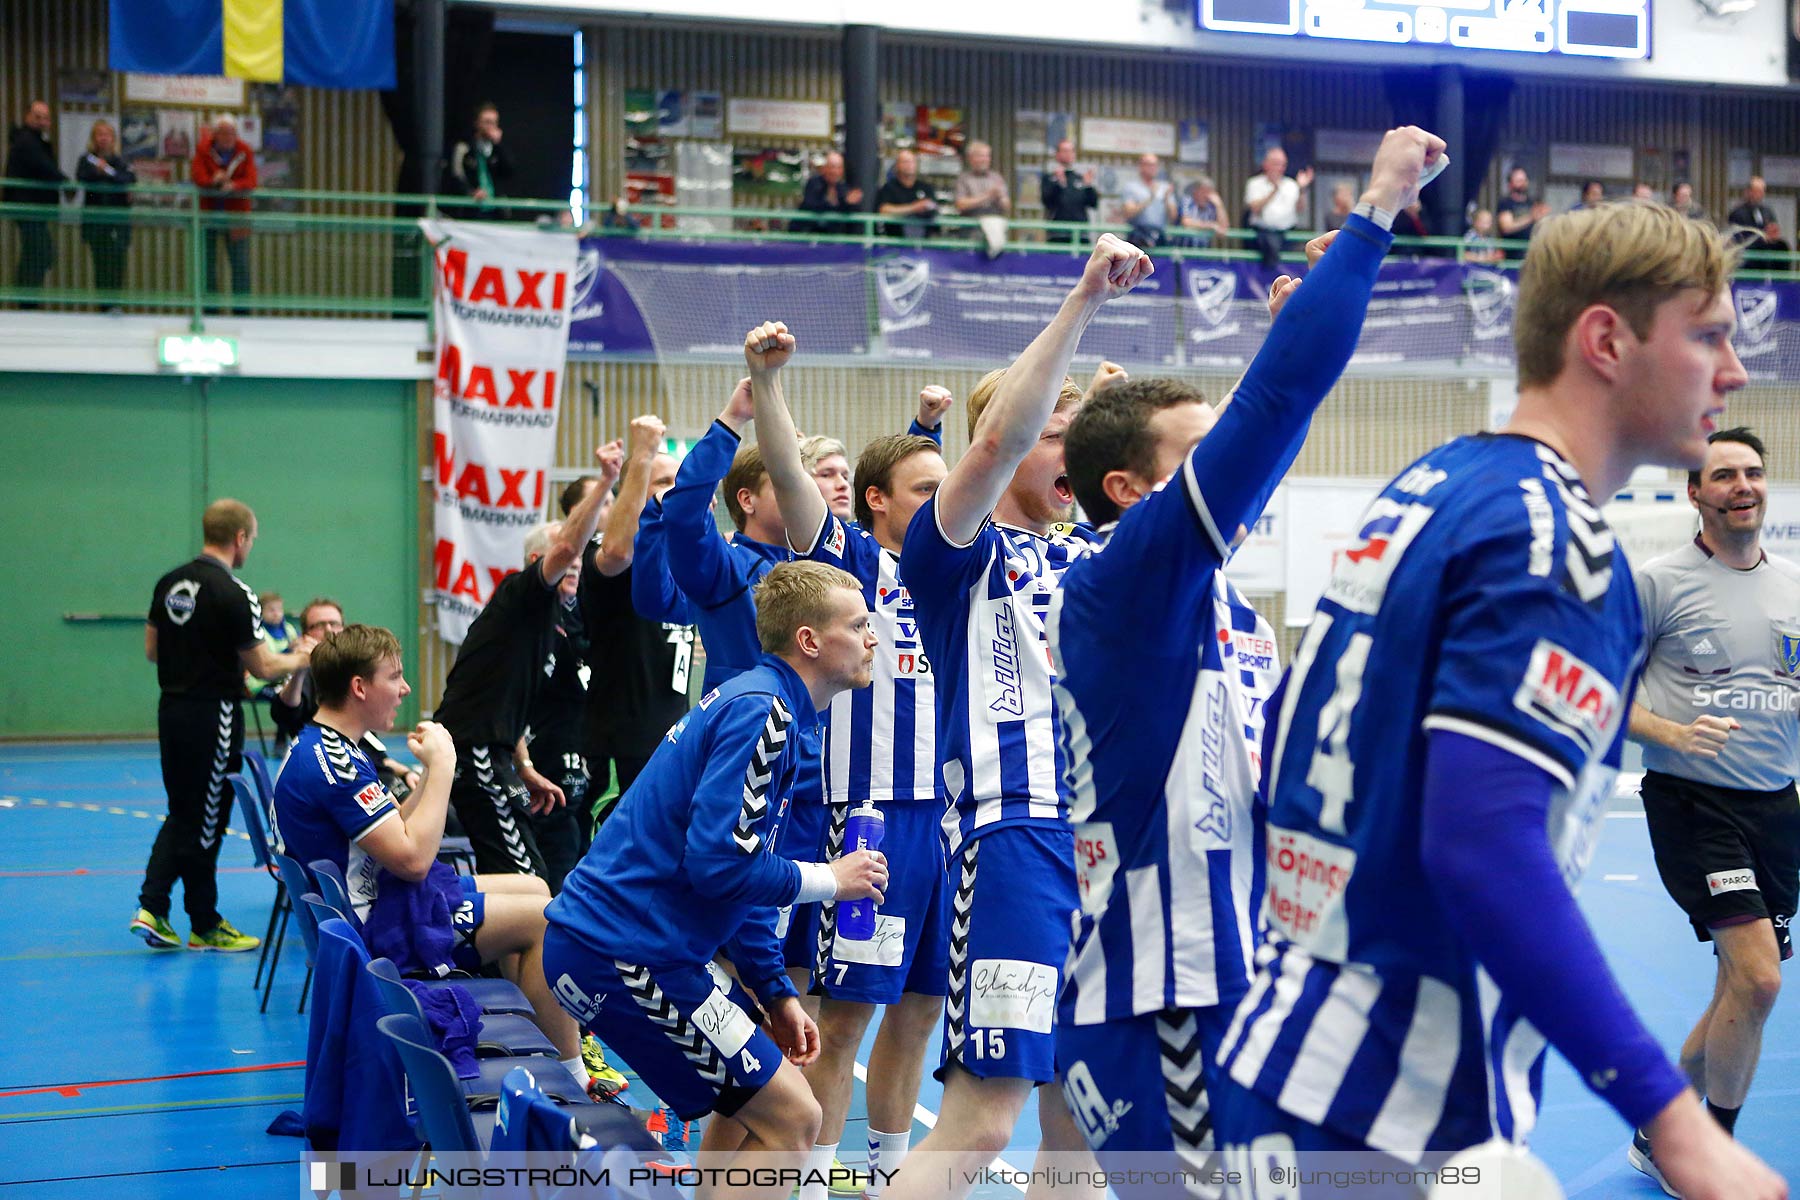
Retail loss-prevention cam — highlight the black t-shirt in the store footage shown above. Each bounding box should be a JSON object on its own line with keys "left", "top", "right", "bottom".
{"left": 148, "top": 555, "right": 264, "bottom": 700}
{"left": 875, "top": 178, "right": 938, "bottom": 239}
{"left": 527, "top": 594, "right": 590, "bottom": 746}
{"left": 433, "top": 563, "right": 559, "bottom": 749}
{"left": 578, "top": 540, "right": 695, "bottom": 758}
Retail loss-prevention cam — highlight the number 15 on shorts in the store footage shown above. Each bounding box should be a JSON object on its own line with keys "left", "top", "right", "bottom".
{"left": 970, "top": 1029, "right": 1007, "bottom": 1060}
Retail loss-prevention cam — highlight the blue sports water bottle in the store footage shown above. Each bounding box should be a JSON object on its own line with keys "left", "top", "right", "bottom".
{"left": 836, "top": 803, "right": 885, "bottom": 940}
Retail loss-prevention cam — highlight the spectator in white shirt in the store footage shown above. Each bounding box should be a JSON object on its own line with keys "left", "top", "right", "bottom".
{"left": 1244, "top": 145, "right": 1313, "bottom": 270}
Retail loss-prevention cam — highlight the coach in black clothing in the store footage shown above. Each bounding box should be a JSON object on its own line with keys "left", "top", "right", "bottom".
{"left": 1728, "top": 177, "right": 1778, "bottom": 250}
{"left": 794, "top": 151, "right": 863, "bottom": 235}
{"left": 576, "top": 415, "right": 693, "bottom": 833}
{"left": 432, "top": 441, "right": 617, "bottom": 877}
{"left": 132, "top": 499, "right": 310, "bottom": 951}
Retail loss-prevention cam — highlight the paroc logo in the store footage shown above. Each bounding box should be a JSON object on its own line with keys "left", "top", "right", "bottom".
{"left": 878, "top": 257, "right": 929, "bottom": 318}
{"left": 1186, "top": 267, "right": 1237, "bottom": 328}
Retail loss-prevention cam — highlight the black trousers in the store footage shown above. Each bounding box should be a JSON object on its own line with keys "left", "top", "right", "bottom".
{"left": 82, "top": 223, "right": 131, "bottom": 293}
{"left": 139, "top": 695, "right": 243, "bottom": 930}
{"left": 448, "top": 742, "right": 548, "bottom": 878}
{"left": 525, "top": 726, "right": 590, "bottom": 895}
{"left": 14, "top": 220, "right": 52, "bottom": 304}
{"left": 203, "top": 229, "right": 251, "bottom": 312}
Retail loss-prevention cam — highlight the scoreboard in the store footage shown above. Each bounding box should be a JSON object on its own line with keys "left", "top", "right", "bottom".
{"left": 1199, "top": 0, "right": 1649, "bottom": 58}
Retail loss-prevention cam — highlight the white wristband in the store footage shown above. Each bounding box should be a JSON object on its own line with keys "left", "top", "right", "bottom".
{"left": 795, "top": 860, "right": 838, "bottom": 905}
{"left": 1352, "top": 201, "right": 1396, "bottom": 231}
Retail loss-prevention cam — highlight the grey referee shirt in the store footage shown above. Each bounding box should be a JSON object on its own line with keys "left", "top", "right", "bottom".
{"left": 1635, "top": 537, "right": 1800, "bottom": 790}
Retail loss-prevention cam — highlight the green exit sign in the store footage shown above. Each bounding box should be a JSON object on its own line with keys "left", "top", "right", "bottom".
{"left": 158, "top": 335, "right": 239, "bottom": 374}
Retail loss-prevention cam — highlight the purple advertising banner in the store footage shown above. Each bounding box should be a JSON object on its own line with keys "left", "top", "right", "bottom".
{"left": 568, "top": 238, "right": 869, "bottom": 357}
{"left": 873, "top": 247, "right": 1182, "bottom": 367}
{"left": 566, "top": 237, "right": 1800, "bottom": 380}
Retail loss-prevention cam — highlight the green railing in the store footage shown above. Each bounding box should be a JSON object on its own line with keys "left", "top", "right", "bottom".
{"left": 1, "top": 178, "right": 1794, "bottom": 326}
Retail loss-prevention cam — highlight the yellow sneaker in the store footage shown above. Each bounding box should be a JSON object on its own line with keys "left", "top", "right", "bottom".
{"left": 187, "top": 917, "right": 261, "bottom": 952}
{"left": 129, "top": 908, "right": 181, "bottom": 950}
{"left": 828, "top": 1159, "right": 871, "bottom": 1197}
{"left": 581, "top": 1033, "right": 630, "bottom": 1099}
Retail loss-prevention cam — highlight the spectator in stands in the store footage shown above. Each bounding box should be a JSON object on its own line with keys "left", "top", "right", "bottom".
{"left": 876, "top": 150, "right": 938, "bottom": 240}
{"left": 1244, "top": 144, "right": 1312, "bottom": 269}
{"left": 451, "top": 102, "right": 512, "bottom": 215}
{"left": 1121, "top": 152, "right": 1177, "bottom": 250}
{"left": 1574, "top": 179, "right": 1606, "bottom": 210}
{"left": 1760, "top": 218, "right": 1791, "bottom": 257}
{"left": 1671, "top": 181, "right": 1707, "bottom": 221}
{"left": 270, "top": 624, "right": 600, "bottom": 1100}
{"left": 1176, "top": 175, "right": 1229, "bottom": 248}
{"left": 191, "top": 116, "right": 256, "bottom": 314}
{"left": 1462, "top": 209, "right": 1504, "bottom": 264}
{"left": 954, "top": 140, "right": 1010, "bottom": 220}
{"left": 76, "top": 119, "right": 134, "bottom": 309}
{"left": 599, "top": 193, "right": 642, "bottom": 232}
{"left": 1728, "top": 177, "right": 1776, "bottom": 246}
{"left": 795, "top": 151, "right": 862, "bottom": 235}
{"left": 5, "top": 99, "right": 65, "bottom": 307}
{"left": 1323, "top": 181, "right": 1355, "bottom": 232}
{"left": 1633, "top": 181, "right": 1657, "bottom": 201}
{"left": 1495, "top": 165, "right": 1547, "bottom": 253}
{"left": 1040, "top": 138, "right": 1097, "bottom": 244}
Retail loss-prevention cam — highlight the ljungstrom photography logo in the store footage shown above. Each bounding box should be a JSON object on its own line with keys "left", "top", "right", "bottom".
{"left": 309, "top": 1159, "right": 355, "bottom": 1193}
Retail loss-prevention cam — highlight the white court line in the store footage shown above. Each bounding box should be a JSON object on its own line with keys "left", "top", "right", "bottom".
{"left": 852, "top": 1060, "right": 1030, "bottom": 1194}
{"left": 1604, "top": 811, "right": 1647, "bottom": 820}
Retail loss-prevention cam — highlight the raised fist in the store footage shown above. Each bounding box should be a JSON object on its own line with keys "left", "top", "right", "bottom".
{"left": 744, "top": 320, "right": 796, "bottom": 373}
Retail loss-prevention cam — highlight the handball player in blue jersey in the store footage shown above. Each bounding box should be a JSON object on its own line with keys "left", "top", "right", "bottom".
{"left": 747, "top": 321, "right": 954, "bottom": 1198}
{"left": 884, "top": 233, "right": 1155, "bottom": 1200}
{"left": 1050, "top": 127, "right": 1437, "bottom": 1194}
{"left": 543, "top": 562, "right": 889, "bottom": 1200}
{"left": 1213, "top": 191, "right": 1784, "bottom": 1198}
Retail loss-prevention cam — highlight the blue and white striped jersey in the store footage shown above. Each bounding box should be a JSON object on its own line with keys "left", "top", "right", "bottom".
{"left": 1052, "top": 209, "right": 1396, "bottom": 1028}
{"left": 899, "top": 502, "right": 1098, "bottom": 854}
{"left": 1220, "top": 435, "right": 1644, "bottom": 1158}
{"left": 798, "top": 511, "right": 939, "bottom": 806}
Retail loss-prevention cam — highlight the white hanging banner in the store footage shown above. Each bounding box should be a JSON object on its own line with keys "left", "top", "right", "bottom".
{"left": 422, "top": 218, "right": 578, "bottom": 642}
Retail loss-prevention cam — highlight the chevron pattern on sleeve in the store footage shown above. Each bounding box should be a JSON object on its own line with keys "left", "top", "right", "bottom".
{"left": 731, "top": 698, "right": 792, "bottom": 855}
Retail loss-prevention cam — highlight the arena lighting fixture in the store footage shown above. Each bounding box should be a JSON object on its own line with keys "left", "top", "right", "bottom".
{"left": 158, "top": 334, "right": 239, "bottom": 375}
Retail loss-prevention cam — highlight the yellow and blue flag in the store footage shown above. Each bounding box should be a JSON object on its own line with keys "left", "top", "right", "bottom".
{"left": 109, "top": 0, "right": 395, "bottom": 90}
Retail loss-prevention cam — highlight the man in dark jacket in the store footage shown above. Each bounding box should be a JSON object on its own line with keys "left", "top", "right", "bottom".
{"left": 1040, "top": 138, "right": 1097, "bottom": 245}
{"left": 5, "top": 100, "right": 67, "bottom": 306}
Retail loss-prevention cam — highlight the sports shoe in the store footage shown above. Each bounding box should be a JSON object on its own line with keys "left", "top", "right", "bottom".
{"left": 828, "top": 1158, "right": 872, "bottom": 1197}
{"left": 1628, "top": 1128, "right": 1680, "bottom": 1198}
{"left": 580, "top": 1034, "right": 630, "bottom": 1100}
{"left": 659, "top": 1105, "right": 689, "bottom": 1152}
{"left": 187, "top": 917, "right": 261, "bottom": 952}
{"left": 129, "top": 908, "right": 181, "bottom": 950}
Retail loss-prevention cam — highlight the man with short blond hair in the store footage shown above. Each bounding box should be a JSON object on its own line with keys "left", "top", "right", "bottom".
{"left": 544, "top": 560, "right": 888, "bottom": 1195}
{"left": 134, "top": 499, "right": 310, "bottom": 951}
{"left": 1216, "top": 196, "right": 1784, "bottom": 1200}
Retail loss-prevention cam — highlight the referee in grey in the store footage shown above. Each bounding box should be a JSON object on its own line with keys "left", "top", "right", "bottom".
{"left": 1627, "top": 427, "right": 1800, "bottom": 1187}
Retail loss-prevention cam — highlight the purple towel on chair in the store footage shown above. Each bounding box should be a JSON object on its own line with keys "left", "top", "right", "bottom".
{"left": 364, "top": 861, "right": 463, "bottom": 977}
{"left": 403, "top": 979, "right": 483, "bottom": 1079}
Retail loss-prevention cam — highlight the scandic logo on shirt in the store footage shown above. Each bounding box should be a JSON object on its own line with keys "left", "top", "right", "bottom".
{"left": 1512, "top": 639, "right": 1620, "bottom": 752}
{"left": 353, "top": 782, "right": 387, "bottom": 817}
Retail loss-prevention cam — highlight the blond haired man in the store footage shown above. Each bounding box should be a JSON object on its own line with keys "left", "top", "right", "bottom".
{"left": 1214, "top": 202, "right": 1783, "bottom": 1200}
{"left": 543, "top": 562, "right": 888, "bottom": 1200}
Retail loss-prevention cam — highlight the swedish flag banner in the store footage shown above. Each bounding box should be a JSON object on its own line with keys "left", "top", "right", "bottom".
{"left": 109, "top": 0, "right": 395, "bottom": 91}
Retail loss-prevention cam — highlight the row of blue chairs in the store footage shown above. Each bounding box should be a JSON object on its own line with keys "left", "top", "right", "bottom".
{"left": 230, "top": 748, "right": 476, "bottom": 1013}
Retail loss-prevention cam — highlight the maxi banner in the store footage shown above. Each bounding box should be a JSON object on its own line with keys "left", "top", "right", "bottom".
{"left": 563, "top": 238, "right": 1800, "bottom": 380}
{"left": 423, "top": 218, "right": 578, "bottom": 643}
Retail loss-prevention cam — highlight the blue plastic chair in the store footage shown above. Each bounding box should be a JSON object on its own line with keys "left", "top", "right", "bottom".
{"left": 307, "top": 858, "right": 362, "bottom": 934}
{"left": 230, "top": 774, "right": 287, "bottom": 993}
{"left": 241, "top": 748, "right": 276, "bottom": 812}
{"left": 366, "top": 957, "right": 558, "bottom": 1060}
{"left": 377, "top": 1011, "right": 491, "bottom": 1197}
{"left": 269, "top": 852, "right": 317, "bottom": 1013}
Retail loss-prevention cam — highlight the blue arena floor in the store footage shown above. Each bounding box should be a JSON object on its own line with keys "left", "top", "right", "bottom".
{"left": 0, "top": 742, "right": 1794, "bottom": 1198}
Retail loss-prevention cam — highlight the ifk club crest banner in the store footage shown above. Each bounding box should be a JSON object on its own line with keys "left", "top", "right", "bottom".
{"left": 422, "top": 218, "right": 578, "bottom": 642}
